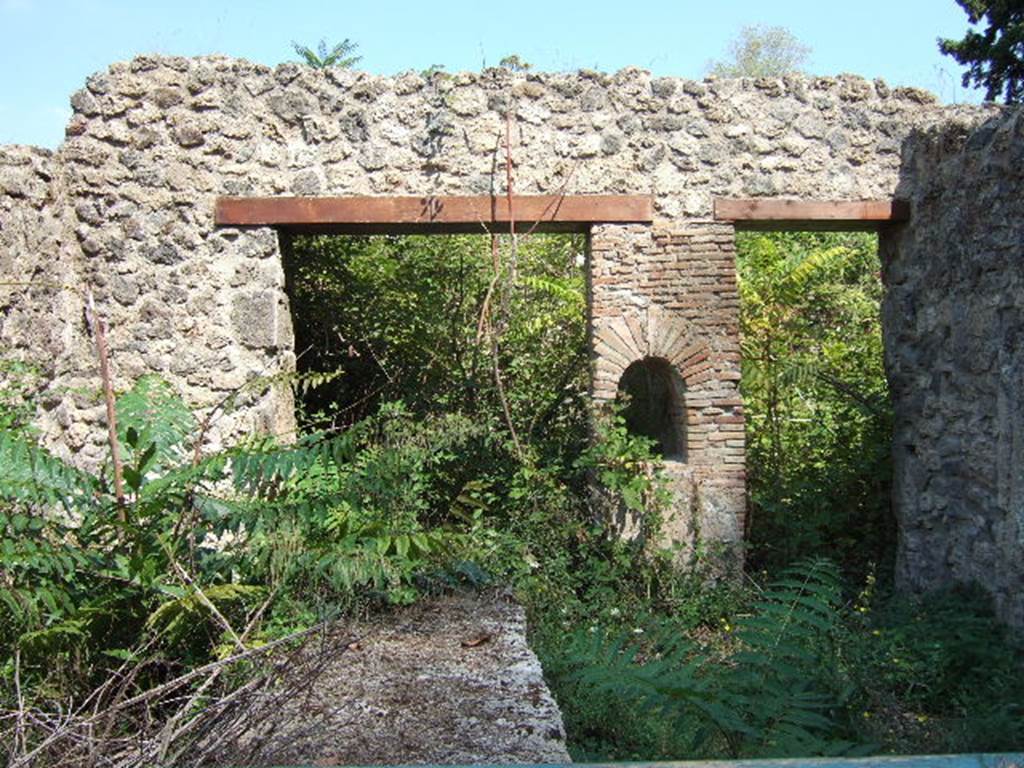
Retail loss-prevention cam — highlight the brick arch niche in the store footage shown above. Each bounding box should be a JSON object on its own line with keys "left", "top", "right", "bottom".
{"left": 617, "top": 356, "right": 686, "bottom": 461}
{"left": 588, "top": 231, "right": 747, "bottom": 560}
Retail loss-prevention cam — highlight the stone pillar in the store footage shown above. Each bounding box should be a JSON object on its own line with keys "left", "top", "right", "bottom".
{"left": 589, "top": 222, "right": 746, "bottom": 559}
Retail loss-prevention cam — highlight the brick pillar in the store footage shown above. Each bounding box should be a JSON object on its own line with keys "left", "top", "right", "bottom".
{"left": 589, "top": 222, "right": 746, "bottom": 560}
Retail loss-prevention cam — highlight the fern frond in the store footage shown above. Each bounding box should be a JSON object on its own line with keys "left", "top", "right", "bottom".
{"left": 146, "top": 583, "right": 266, "bottom": 643}
{"left": 291, "top": 38, "right": 361, "bottom": 69}
{"left": 230, "top": 426, "right": 366, "bottom": 496}
{"left": 519, "top": 274, "right": 586, "bottom": 307}
{"left": 116, "top": 375, "right": 195, "bottom": 473}
{"left": 565, "top": 558, "right": 850, "bottom": 757}
{"left": 17, "top": 617, "right": 88, "bottom": 657}
{"left": 779, "top": 245, "right": 851, "bottom": 296}
{"left": 0, "top": 429, "right": 99, "bottom": 509}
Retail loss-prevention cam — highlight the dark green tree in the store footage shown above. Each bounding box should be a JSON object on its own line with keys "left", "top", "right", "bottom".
{"left": 292, "top": 38, "right": 362, "bottom": 69}
{"left": 940, "top": 0, "right": 1024, "bottom": 103}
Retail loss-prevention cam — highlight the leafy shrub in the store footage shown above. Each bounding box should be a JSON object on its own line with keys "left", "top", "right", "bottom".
{"left": 738, "top": 231, "right": 893, "bottom": 580}
{"left": 0, "top": 377, "right": 506, "bottom": 707}
{"left": 844, "top": 585, "right": 1024, "bottom": 753}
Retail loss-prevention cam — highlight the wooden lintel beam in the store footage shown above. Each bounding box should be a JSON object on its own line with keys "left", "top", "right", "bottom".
{"left": 215, "top": 195, "right": 653, "bottom": 233}
{"left": 714, "top": 198, "right": 909, "bottom": 231}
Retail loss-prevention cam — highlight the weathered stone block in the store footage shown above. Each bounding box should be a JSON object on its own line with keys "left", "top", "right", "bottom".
{"left": 230, "top": 290, "right": 279, "bottom": 349}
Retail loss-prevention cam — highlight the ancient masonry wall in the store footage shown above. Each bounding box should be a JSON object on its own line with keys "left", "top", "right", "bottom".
{"left": 0, "top": 54, "right": 996, "bottom": 560}
{"left": 882, "top": 108, "right": 1024, "bottom": 627}
{"left": 0, "top": 147, "right": 95, "bottom": 458}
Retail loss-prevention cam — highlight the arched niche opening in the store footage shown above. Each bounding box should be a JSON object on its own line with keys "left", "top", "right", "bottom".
{"left": 616, "top": 357, "right": 686, "bottom": 461}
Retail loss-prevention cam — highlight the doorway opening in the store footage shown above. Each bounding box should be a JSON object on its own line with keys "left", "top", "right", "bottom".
{"left": 280, "top": 231, "right": 590, "bottom": 443}
{"left": 735, "top": 229, "right": 894, "bottom": 580}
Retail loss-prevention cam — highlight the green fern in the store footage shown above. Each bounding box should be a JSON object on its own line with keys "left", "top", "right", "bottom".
{"left": 722, "top": 557, "right": 853, "bottom": 756}
{"left": 774, "top": 246, "right": 852, "bottom": 305}
{"left": 146, "top": 583, "right": 266, "bottom": 647}
{"left": 117, "top": 372, "right": 194, "bottom": 462}
{"left": 291, "top": 38, "right": 361, "bottom": 69}
{"left": 568, "top": 558, "right": 857, "bottom": 758}
{"left": 16, "top": 617, "right": 88, "bottom": 657}
{"left": 0, "top": 430, "right": 99, "bottom": 509}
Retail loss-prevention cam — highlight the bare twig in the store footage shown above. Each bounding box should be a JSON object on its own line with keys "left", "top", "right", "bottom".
{"left": 521, "top": 159, "right": 582, "bottom": 239}
{"left": 505, "top": 108, "right": 518, "bottom": 286}
{"left": 118, "top": 623, "right": 314, "bottom": 717}
{"left": 84, "top": 288, "right": 125, "bottom": 518}
{"left": 12, "top": 650, "right": 25, "bottom": 762}
{"left": 486, "top": 311, "right": 523, "bottom": 460}
{"left": 168, "top": 559, "right": 246, "bottom": 654}
{"left": 475, "top": 226, "right": 503, "bottom": 345}
{"left": 5, "top": 620, "right": 327, "bottom": 768}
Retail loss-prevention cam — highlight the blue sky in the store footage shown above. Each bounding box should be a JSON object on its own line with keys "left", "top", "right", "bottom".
{"left": 0, "top": 0, "right": 982, "bottom": 148}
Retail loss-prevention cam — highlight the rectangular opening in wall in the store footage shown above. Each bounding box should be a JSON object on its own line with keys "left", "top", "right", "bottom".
{"left": 280, "top": 231, "right": 589, "bottom": 448}
{"left": 736, "top": 230, "right": 894, "bottom": 581}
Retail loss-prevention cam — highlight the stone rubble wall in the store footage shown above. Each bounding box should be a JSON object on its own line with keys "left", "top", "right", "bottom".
{"left": 0, "top": 146, "right": 92, "bottom": 459}
{"left": 0, "top": 54, "right": 999, "bottom": 566}
{"left": 882, "top": 108, "right": 1024, "bottom": 628}
{"left": 238, "top": 591, "right": 571, "bottom": 765}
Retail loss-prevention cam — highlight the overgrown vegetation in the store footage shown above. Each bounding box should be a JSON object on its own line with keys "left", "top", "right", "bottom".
{"left": 737, "top": 231, "right": 893, "bottom": 580}
{"left": 2, "top": 228, "right": 1021, "bottom": 765}
{"left": 537, "top": 229, "right": 1023, "bottom": 760}
{"left": 0, "top": 232, "right": 674, "bottom": 764}
{"left": 0, "top": 374, "right": 503, "bottom": 764}
{"left": 546, "top": 564, "right": 1024, "bottom": 760}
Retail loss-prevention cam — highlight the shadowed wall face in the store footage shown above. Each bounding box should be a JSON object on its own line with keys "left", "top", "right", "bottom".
{"left": 883, "top": 110, "right": 1024, "bottom": 629}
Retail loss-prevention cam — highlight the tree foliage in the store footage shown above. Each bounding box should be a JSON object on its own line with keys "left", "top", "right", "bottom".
{"left": 737, "top": 231, "right": 893, "bottom": 579}
{"left": 939, "top": 0, "right": 1024, "bottom": 102}
{"left": 284, "top": 233, "right": 590, "bottom": 461}
{"left": 498, "top": 54, "right": 532, "bottom": 71}
{"left": 707, "top": 24, "right": 811, "bottom": 77}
